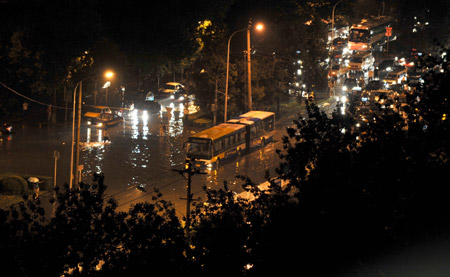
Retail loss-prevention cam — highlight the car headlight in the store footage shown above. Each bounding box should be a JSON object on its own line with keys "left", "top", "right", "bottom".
{"left": 87, "top": 121, "right": 91, "bottom": 125}
{"left": 386, "top": 67, "right": 392, "bottom": 71}
{"left": 170, "top": 95, "right": 175, "bottom": 99}
{"left": 341, "top": 96, "right": 347, "bottom": 102}
{"left": 343, "top": 86, "right": 348, "bottom": 91}
{"left": 98, "top": 122, "right": 103, "bottom": 127}
{"left": 179, "top": 96, "right": 185, "bottom": 100}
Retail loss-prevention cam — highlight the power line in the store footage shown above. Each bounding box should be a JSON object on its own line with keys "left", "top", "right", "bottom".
{"left": 0, "top": 82, "right": 69, "bottom": 109}
{"left": 1, "top": 82, "right": 128, "bottom": 111}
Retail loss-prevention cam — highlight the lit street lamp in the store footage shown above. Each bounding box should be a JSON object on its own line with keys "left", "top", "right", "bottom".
{"left": 224, "top": 21, "right": 264, "bottom": 122}
{"left": 69, "top": 71, "right": 114, "bottom": 189}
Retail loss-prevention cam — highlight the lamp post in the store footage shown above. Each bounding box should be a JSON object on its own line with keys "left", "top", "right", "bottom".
{"left": 224, "top": 21, "right": 264, "bottom": 122}
{"left": 69, "top": 71, "right": 114, "bottom": 189}
{"left": 328, "top": 0, "right": 345, "bottom": 97}
{"left": 225, "top": 28, "right": 246, "bottom": 122}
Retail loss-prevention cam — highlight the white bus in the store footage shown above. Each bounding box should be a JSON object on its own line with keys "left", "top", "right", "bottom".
{"left": 185, "top": 111, "right": 275, "bottom": 169}
{"left": 348, "top": 16, "right": 395, "bottom": 52}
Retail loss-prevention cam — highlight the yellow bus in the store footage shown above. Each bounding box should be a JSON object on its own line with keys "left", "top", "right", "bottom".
{"left": 185, "top": 111, "right": 275, "bottom": 169}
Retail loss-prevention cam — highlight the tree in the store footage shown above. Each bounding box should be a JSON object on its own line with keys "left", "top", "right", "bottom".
{"left": 0, "top": 174, "right": 188, "bottom": 276}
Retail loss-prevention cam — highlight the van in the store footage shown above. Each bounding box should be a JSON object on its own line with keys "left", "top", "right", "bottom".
{"left": 383, "top": 67, "right": 407, "bottom": 88}
{"left": 348, "top": 52, "right": 374, "bottom": 72}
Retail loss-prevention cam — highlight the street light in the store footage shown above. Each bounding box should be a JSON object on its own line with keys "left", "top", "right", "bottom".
{"left": 69, "top": 71, "right": 115, "bottom": 189}
{"left": 224, "top": 21, "right": 264, "bottom": 122}
{"left": 328, "top": 0, "right": 345, "bottom": 97}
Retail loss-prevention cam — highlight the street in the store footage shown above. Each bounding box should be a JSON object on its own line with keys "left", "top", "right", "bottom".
{"left": 0, "top": 98, "right": 334, "bottom": 215}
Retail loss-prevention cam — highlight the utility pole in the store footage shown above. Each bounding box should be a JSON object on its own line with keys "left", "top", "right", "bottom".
{"left": 247, "top": 19, "right": 252, "bottom": 111}
{"left": 173, "top": 160, "right": 206, "bottom": 236}
{"left": 75, "top": 82, "right": 82, "bottom": 185}
{"left": 213, "top": 80, "right": 218, "bottom": 125}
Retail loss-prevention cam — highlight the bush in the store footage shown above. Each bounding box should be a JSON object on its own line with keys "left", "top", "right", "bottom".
{"left": 0, "top": 175, "right": 27, "bottom": 195}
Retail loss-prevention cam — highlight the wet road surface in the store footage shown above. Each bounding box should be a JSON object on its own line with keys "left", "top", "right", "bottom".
{"left": 0, "top": 99, "right": 334, "bottom": 215}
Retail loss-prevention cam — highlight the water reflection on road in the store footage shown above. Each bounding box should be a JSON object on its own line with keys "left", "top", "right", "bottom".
{"left": 0, "top": 104, "right": 287, "bottom": 214}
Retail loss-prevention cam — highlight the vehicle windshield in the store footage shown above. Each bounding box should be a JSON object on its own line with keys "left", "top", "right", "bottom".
{"left": 349, "top": 29, "right": 369, "bottom": 42}
{"left": 350, "top": 57, "right": 363, "bottom": 63}
{"left": 186, "top": 139, "right": 211, "bottom": 158}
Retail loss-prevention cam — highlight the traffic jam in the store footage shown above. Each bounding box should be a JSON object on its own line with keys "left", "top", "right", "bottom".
{"left": 327, "top": 15, "right": 432, "bottom": 130}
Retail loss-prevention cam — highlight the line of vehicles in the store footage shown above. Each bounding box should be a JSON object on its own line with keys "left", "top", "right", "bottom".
{"left": 82, "top": 82, "right": 193, "bottom": 128}
{"left": 329, "top": 15, "right": 421, "bottom": 97}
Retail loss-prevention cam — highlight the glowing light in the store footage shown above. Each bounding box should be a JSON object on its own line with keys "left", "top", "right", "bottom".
{"left": 105, "top": 71, "right": 114, "bottom": 79}
{"left": 255, "top": 23, "right": 264, "bottom": 31}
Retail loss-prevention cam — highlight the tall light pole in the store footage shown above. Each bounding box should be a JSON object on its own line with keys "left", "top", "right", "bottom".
{"left": 247, "top": 19, "right": 252, "bottom": 112}
{"left": 224, "top": 21, "right": 264, "bottom": 121}
{"left": 225, "top": 28, "right": 246, "bottom": 122}
{"left": 328, "top": 0, "right": 345, "bottom": 97}
{"left": 69, "top": 71, "right": 114, "bottom": 189}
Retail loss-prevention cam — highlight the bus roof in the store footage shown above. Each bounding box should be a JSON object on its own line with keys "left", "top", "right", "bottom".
{"left": 190, "top": 123, "right": 245, "bottom": 141}
{"left": 351, "top": 16, "right": 394, "bottom": 30}
{"left": 238, "top": 110, "right": 275, "bottom": 120}
{"left": 227, "top": 118, "right": 255, "bottom": 125}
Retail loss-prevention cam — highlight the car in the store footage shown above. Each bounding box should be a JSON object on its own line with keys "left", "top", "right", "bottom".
{"left": 138, "top": 100, "right": 161, "bottom": 113}
{"left": 398, "top": 56, "right": 416, "bottom": 68}
{"left": 145, "top": 91, "right": 155, "bottom": 101}
{"left": 329, "top": 64, "right": 347, "bottom": 80}
{"left": 377, "top": 59, "right": 397, "bottom": 74}
{"left": 160, "top": 82, "right": 187, "bottom": 100}
{"left": 383, "top": 67, "right": 407, "bottom": 88}
{"left": 364, "top": 80, "right": 384, "bottom": 92}
{"left": 342, "top": 78, "right": 361, "bottom": 94}
{"left": 87, "top": 113, "right": 123, "bottom": 128}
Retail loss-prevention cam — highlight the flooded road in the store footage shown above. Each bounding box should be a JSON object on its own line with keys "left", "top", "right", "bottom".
{"left": 0, "top": 104, "right": 300, "bottom": 215}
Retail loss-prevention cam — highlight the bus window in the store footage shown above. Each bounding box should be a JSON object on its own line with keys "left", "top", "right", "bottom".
{"left": 214, "top": 140, "right": 221, "bottom": 152}
{"left": 224, "top": 137, "right": 229, "bottom": 148}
